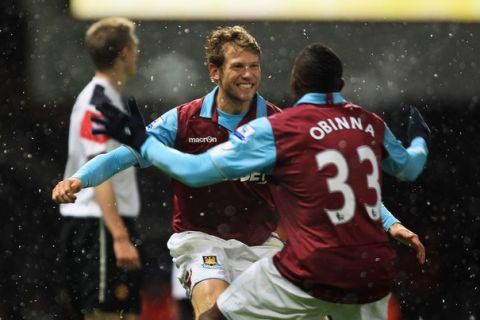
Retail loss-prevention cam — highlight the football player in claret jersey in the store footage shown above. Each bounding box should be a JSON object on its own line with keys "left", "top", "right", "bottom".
{"left": 52, "top": 28, "right": 426, "bottom": 319}
{"left": 54, "top": 26, "right": 283, "bottom": 319}
{"left": 90, "top": 43, "right": 430, "bottom": 320}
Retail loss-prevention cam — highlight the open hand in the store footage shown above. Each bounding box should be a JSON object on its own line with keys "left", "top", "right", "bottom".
{"left": 389, "top": 223, "right": 426, "bottom": 265}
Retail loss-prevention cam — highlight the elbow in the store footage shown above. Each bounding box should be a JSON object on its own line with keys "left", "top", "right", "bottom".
{"left": 397, "top": 166, "right": 423, "bottom": 181}
{"left": 186, "top": 178, "right": 214, "bottom": 188}
{"left": 172, "top": 174, "right": 210, "bottom": 188}
{"left": 392, "top": 157, "right": 426, "bottom": 182}
{"left": 400, "top": 173, "right": 418, "bottom": 182}
{"left": 183, "top": 179, "right": 205, "bottom": 188}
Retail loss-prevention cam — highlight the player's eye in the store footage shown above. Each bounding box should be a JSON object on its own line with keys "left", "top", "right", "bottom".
{"left": 231, "top": 64, "right": 244, "bottom": 70}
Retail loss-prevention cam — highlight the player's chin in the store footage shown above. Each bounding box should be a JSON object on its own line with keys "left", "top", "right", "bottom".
{"left": 236, "top": 90, "right": 256, "bottom": 102}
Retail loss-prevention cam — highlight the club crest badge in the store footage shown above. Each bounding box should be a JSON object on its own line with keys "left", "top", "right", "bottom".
{"left": 147, "top": 116, "right": 164, "bottom": 130}
{"left": 202, "top": 255, "right": 222, "bottom": 269}
{"left": 114, "top": 283, "right": 129, "bottom": 301}
{"left": 233, "top": 124, "right": 255, "bottom": 142}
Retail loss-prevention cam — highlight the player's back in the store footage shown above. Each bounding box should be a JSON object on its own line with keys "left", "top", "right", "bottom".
{"left": 268, "top": 102, "right": 396, "bottom": 304}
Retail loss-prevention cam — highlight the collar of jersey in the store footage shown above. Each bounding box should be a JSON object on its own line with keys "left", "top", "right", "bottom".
{"left": 200, "top": 86, "right": 268, "bottom": 119}
{"left": 92, "top": 76, "right": 117, "bottom": 97}
{"left": 91, "top": 76, "right": 122, "bottom": 107}
{"left": 295, "top": 92, "right": 346, "bottom": 106}
{"left": 92, "top": 76, "right": 111, "bottom": 87}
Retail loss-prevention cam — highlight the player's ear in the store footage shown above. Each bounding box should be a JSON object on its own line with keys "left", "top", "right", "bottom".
{"left": 119, "top": 46, "right": 130, "bottom": 61}
{"left": 208, "top": 63, "right": 220, "bottom": 84}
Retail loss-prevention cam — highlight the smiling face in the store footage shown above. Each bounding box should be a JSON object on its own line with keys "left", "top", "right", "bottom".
{"left": 209, "top": 43, "right": 261, "bottom": 112}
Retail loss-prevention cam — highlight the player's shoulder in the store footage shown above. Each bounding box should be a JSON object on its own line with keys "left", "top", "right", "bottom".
{"left": 147, "top": 96, "right": 205, "bottom": 131}
{"left": 270, "top": 103, "right": 304, "bottom": 118}
{"left": 343, "top": 102, "right": 385, "bottom": 124}
{"left": 73, "top": 79, "right": 114, "bottom": 111}
{"left": 74, "top": 82, "right": 96, "bottom": 109}
{"left": 265, "top": 101, "right": 283, "bottom": 115}
{"left": 176, "top": 96, "right": 205, "bottom": 116}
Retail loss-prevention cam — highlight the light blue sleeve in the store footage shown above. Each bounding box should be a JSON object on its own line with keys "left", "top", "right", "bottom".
{"left": 72, "top": 145, "right": 144, "bottom": 187}
{"left": 139, "top": 117, "right": 276, "bottom": 187}
{"left": 146, "top": 108, "right": 178, "bottom": 147}
{"left": 380, "top": 203, "right": 400, "bottom": 231}
{"left": 139, "top": 137, "right": 224, "bottom": 186}
{"left": 382, "top": 125, "right": 428, "bottom": 181}
{"left": 208, "top": 117, "right": 277, "bottom": 178}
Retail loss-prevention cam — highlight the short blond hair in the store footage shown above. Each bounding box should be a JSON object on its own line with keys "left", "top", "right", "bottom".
{"left": 85, "top": 17, "right": 136, "bottom": 70}
{"left": 205, "top": 25, "right": 261, "bottom": 68}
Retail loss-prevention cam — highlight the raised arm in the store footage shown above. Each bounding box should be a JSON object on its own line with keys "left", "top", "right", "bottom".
{"left": 382, "top": 106, "right": 431, "bottom": 180}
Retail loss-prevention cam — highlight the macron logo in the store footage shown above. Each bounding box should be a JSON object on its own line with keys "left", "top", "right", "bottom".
{"left": 188, "top": 136, "right": 218, "bottom": 143}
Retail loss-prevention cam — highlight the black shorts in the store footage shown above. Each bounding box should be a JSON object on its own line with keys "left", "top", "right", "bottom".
{"left": 58, "top": 217, "right": 143, "bottom": 315}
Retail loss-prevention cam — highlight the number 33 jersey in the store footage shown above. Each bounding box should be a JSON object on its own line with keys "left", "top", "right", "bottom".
{"left": 140, "top": 91, "right": 428, "bottom": 304}
{"left": 268, "top": 99, "right": 394, "bottom": 304}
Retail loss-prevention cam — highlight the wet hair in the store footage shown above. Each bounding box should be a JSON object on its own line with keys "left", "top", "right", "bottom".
{"left": 290, "top": 43, "right": 344, "bottom": 99}
{"left": 205, "top": 25, "right": 261, "bottom": 67}
{"left": 85, "top": 17, "right": 136, "bottom": 71}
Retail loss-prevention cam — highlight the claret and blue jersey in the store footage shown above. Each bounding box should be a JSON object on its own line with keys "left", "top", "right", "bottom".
{"left": 136, "top": 91, "right": 429, "bottom": 303}
{"left": 73, "top": 89, "right": 428, "bottom": 302}
{"left": 140, "top": 92, "right": 427, "bottom": 184}
{"left": 72, "top": 86, "right": 428, "bottom": 304}
{"left": 146, "top": 86, "right": 270, "bottom": 145}
{"left": 75, "top": 87, "right": 282, "bottom": 246}
{"left": 74, "top": 90, "right": 420, "bottom": 240}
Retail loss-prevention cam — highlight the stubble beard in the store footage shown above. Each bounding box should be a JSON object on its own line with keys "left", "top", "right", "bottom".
{"left": 220, "top": 80, "right": 256, "bottom": 106}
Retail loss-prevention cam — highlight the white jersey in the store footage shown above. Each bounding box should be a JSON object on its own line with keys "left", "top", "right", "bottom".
{"left": 60, "top": 77, "right": 140, "bottom": 218}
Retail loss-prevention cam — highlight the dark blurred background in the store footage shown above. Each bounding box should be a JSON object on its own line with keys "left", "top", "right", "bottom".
{"left": 1, "top": 0, "right": 479, "bottom": 319}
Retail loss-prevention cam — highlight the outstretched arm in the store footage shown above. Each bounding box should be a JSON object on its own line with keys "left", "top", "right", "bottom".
{"left": 90, "top": 99, "right": 277, "bottom": 187}
{"left": 379, "top": 204, "right": 424, "bottom": 264}
{"left": 51, "top": 146, "right": 141, "bottom": 203}
{"left": 51, "top": 153, "right": 142, "bottom": 269}
{"left": 388, "top": 222, "right": 426, "bottom": 265}
{"left": 74, "top": 146, "right": 146, "bottom": 187}
{"left": 382, "top": 132, "right": 428, "bottom": 181}
{"left": 382, "top": 106, "right": 431, "bottom": 181}
{"left": 139, "top": 118, "right": 276, "bottom": 186}
{"left": 139, "top": 137, "right": 225, "bottom": 186}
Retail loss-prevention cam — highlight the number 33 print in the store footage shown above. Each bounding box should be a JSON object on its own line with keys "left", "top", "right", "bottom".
{"left": 316, "top": 146, "right": 381, "bottom": 225}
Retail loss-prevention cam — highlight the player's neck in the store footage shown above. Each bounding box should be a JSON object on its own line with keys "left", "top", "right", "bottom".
{"left": 95, "top": 69, "right": 128, "bottom": 93}
{"left": 216, "top": 91, "right": 250, "bottom": 115}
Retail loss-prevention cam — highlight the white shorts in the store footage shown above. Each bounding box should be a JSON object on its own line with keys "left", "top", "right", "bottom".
{"left": 217, "top": 257, "right": 391, "bottom": 320}
{"left": 167, "top": 231, "right": 284, "bottom": 298}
